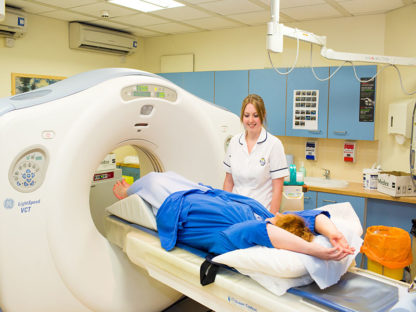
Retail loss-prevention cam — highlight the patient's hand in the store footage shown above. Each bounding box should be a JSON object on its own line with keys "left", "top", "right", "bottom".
{"left": 113, "top": 179, "right": 130, "bottom": 200}
{"left": 311, "top": 243, "right": 351, "bottom": 261}
{"left": 329, "top": 231, "right": 355, "bottom": 255}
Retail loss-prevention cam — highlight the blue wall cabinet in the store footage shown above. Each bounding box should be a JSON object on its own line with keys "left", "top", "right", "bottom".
{"left": 249, "top": 69, "right": 286, "bottom": 136}
{"left": 316, "top": 192, "right": 365, "bottom": 228}
{"left": 158, "top": 72, "right": 183, "bottom": 87}
{"left": 214, "top": 70, "right": 249, "bottom": 116}
{"left": 303, "top": 191, "right": 317, "bottom": 210}
{"left": 366, "top": 198, "right": 416, "bottom": 233}
{"left": 328, "top": 65, "right": 377, "bottom": 140}
{"left": 286, "top": 67, "right": 329, "bottom": 138}
{"left": 158, "top": 71, "right": 215, "bottom": 103}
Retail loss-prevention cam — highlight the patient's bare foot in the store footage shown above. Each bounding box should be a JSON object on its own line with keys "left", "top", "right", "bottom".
{"left": 113, "top": 180, "right": 129, "bottom": 199}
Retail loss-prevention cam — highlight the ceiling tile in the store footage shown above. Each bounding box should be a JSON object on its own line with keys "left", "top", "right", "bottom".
{"left": 198, "top": 0, "right": 265, "bottom": 15}
{"left": 70, "top": 2, "right": 137, "bottom": 18}
{"left": 111, "top": 13, "right": 169, "bottom": 27}
{"left": 281, "top": 0, "right": 325, "bottom": 9}
{"left": 282, "top": 3, "right": 343, "bottom": 20}
{"left": 259, "top": 0, "right": 326, "bottom": 9}
{"left": 146, "top": 22, "right": 201, "bottom": 34}
{"left": 185, "top": 16, "right": 242, "bottom": 30}
{"left": 337, "top": 0, "right": 404, "bottom": 15}
{"left": 127, "top": 27, "right": 163, "bottom": 37}
{"left": 151, "top": 6, "right": 212, "bottom": 21}
{"left": 34, "top": 0, "right": 100, "bottom": 9}
{"left": 6, "top": 0, "right": 55, "bottom": 13}
{"left": 41, "top": 10, "right": 96, "bottom": 21}
{"left": 228, "top": 10, "right": 270, "bottom": 26}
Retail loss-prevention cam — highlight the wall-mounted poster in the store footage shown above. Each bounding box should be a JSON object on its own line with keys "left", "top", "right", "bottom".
{"left": 11, "top": 73, "right": 66, "bottom": 95}
{"left": 293, "top": 90, "right": 319, "bottom": 130}
{"left": 359, "top": 78, "right": 376, "bottom": 122}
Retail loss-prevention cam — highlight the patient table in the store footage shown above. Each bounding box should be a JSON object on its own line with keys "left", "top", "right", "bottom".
{"left": 105, "top": 213, "right": 415, "bottom": 312}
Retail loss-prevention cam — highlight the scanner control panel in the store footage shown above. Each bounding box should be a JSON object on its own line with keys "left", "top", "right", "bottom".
{"left": 121, "top": 84, "right": 177, "bottom": 102}
{"left": 9, "top": 147, "right": 48, "bottom": 193}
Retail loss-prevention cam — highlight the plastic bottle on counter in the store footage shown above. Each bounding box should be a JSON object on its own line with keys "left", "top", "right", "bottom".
{"left": 299, "top": 162, "right": 307, "bottom": 178}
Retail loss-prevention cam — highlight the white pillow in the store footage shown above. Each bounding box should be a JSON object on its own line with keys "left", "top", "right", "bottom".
{"left": 212, "top": 202, "right": 363, "bottom": 295}
{"left": 106, "top": 194, "right": 157, "bottom": 231}
{"left": 213, "top": 246, "right": 307, "bottom": 278}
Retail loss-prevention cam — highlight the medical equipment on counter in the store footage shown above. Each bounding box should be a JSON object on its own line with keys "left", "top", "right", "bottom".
{"left": 363, "top": 168, "right": 381, "bottom": 190}
{"left": 281, "top": 164, "right": 304, "bottom": 213}
{"left": 0, "top": 68, "right": 242, "bottom": 312}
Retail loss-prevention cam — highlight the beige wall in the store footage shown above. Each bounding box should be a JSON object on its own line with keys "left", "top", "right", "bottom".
{"left": 2, "top": 6, "right": 415, "bottom": 183}
{"left": 142, "top": 13, "right": 391, "bottom": 182}
{"left": 0, "top": 14, "right": 144, "bottom": 97}
{"left": 379, "top": 5, "right": 416, "bottom": 172}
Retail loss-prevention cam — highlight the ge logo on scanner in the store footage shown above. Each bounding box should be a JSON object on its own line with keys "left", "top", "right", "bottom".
{"left": 4, "top": 198, "right": 14, "bottom": 209}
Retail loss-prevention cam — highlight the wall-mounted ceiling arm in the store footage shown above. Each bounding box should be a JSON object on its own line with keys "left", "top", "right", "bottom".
{"left": 267, "top": 0, "right": 416, "bottom": 66}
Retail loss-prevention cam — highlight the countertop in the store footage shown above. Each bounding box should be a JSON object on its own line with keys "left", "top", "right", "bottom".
{"left": 307, "top": 181, "right": 416, "bottom": 205}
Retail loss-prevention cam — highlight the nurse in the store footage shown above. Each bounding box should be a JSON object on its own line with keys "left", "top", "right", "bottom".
{"left": 223, "top": 94, "right": 289, "bottom": 214}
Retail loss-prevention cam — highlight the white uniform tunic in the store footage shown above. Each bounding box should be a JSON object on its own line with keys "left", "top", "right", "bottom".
{"left": 223, "top": 127, "right": 289, "bottom": 210}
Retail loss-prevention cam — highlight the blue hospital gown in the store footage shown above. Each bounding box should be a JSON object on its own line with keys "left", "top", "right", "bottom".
{"left": 156, "top": 187, "right": 328, "bottom": 255}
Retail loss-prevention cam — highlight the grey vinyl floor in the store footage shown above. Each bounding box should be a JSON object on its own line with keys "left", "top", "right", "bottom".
{"left": 162, "top": 296, "right": 212, "bottom": 312}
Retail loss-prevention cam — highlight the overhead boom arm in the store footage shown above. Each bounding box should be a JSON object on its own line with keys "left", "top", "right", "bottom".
{"left": 267, "top": 0, "right": 416, "bottom": 66}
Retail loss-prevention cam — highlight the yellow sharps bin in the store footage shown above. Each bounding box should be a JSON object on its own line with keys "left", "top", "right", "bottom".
{"left": 361, "top": 225, "right": 413, "bottom": 280}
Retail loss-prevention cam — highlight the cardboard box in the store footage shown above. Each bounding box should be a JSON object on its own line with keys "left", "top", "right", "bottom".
{"left": 97, "top": 153, "right": 116, "bottom": 171}
{"left": 377, "top": 171, "right": 416, "bottom": 197}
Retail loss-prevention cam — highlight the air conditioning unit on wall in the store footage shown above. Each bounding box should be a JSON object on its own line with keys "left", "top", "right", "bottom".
{"left": 69, "top": 22, "right": 138, "bottom": 55}
{"left": 0, "top": 7, "right": 27, "bottom": 38}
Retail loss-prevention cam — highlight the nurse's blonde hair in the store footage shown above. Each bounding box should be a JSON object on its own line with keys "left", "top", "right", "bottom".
{"left": 240, "top": 94, "right": 266, "bottom": 126}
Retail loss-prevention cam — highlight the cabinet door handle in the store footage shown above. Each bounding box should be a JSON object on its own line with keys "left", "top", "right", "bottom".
{"left": 308, "top": 130, "right": 321, "bottom": 134}
{"left": 304, "top": 196, "right": 311, "bottom": 200}
{"left": 323, "top": 199, "right": 337, "bottom": 203}
{"left": 334, "top": 131, "right": 347, "bottom": 135}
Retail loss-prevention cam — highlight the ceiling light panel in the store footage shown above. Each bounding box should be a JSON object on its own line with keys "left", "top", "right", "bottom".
{"left": 108, "top": 0, "right": 184, "bottom": 12}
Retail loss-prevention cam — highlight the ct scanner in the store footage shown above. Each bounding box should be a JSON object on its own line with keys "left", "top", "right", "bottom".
{"left": 1, "top": 68, "right": 415, "bottom": 312}
{"left": 0, "top": 68, "right": 241, "bottom": 311}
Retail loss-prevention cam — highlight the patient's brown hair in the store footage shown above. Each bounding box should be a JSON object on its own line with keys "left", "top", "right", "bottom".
{"left": 272, "top": 214, "right": 314, "bottom": 242}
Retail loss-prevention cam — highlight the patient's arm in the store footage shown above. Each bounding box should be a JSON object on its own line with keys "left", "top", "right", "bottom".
{"left": 314, "top": 214, "right": 355, "bottom": 255}
{"left": 266, "top": 224, "right": 350, "bottom": 261}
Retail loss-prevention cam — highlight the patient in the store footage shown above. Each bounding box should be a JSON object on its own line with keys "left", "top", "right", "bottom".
{"left": 113, "top": 171, "right": 354, "bottom": 261}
